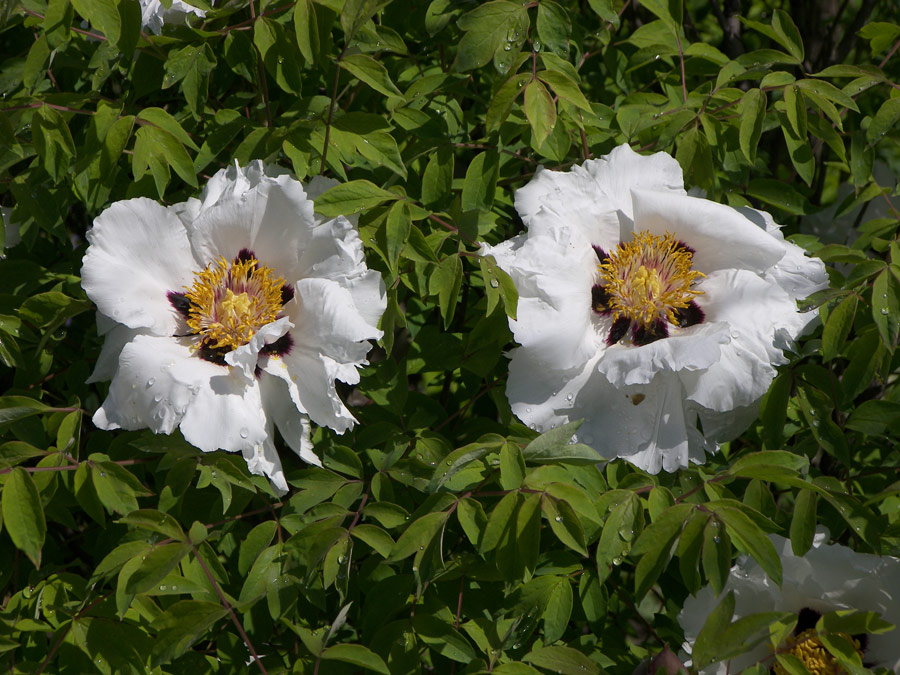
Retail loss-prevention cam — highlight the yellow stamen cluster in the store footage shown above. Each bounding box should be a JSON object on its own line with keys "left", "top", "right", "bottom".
{"left": 773, "top": 630, "right": 862, "bottom": 675}
{"left": 598, "top": 231, "right": 704, "bottom": 328}
{"left": 184, "top": 256, "right": 285, "bottom": 351}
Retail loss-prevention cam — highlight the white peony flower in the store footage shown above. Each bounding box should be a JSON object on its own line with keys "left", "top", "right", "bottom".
{"left": 139, "top": 0, "right": 208, "bottom": 35}
{"left": 679, "top": 531, "right": 900, "bottom": 673}
{"left": 482, "top": 144, "right": 828, "bottom": 473}
{"left": 82, "top": 161, "right": 386, "bottom": 494}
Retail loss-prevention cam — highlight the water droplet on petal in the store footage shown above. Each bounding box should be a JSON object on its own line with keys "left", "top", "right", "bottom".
{"left": 146, "top": 378, "right": 155, "bottom": 387}
{"left": 240, "top": 427, "right": 249, "bottom": 438}
{"left": 566, "top": 393, "right": 574, "bottom": 401}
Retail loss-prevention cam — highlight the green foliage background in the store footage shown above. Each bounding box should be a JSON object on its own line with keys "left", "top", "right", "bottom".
{"left": 1, "top": 0, "right": 900, "bottom": 672}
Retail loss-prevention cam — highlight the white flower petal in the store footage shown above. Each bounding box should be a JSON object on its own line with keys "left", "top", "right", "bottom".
{"left": 187, "top": 169, "right": 317, "bottom": 282}
{"left": 260, "top": 372, "right": 319, "bottom": 466}
{"left": 597, "top": 322, "right": 730, "bottom": 386}
{"left": 632, "top": 190, "right": 786, "bottom": 274}
{"left": 140, "top": 0, "right": 207, "bottom": 34}
{"left": 86, "top": 321, "right": 144, "bottom": 384}
{"left": 680, "top": 533, "right": 900, "bottom": 674}
{"left": 516, "top": 145, "right": 685, "bottom": 252}
{"left": 82, "top": 198, "right": 196, "bottom": 335}
{"left": 241, "top": 439, "right": 288, "bottom": 496}
{"left": 224, "top": 317, "right": 293, "bottom": 380}
{"left": 486, "top": 225, "right": 599, "bottom": 371}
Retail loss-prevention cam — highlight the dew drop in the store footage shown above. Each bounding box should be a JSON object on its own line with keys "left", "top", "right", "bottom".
{"left": 730, "top": 331, "right": 740, "bottom": 339}
{"left": 525, "top": 407, "right": 532, "bottom": 413}
{"left": 159, "top": 584, "right": 167, "bottom": 591}
{"left": 713, "top": 536, "right": 721, "bottom": 544}
{"left": 881, "top": 308, "right": 889, "bottom": 315}
{"left": 99, "top": 471, "right": 106, "bottom": 478}
{"left": 418, "top": 545, "right": 424, "bottom": 551}
{"left": 554, "top": 516, "right": 563, "bottom": 523}
{"left": 240, "top": 427, "right": 249, "bottom": 438}
{"left": 146, "top": 378, "right": 155, "bottom": 387}
{"left": 566, "top": 393, "right": 574, "bottom": 401}
{"left": 489, "top": 278, "right": 499, "bottom": 288}
{"left": 153, "top": 394, "right": 163, "bottom": 402}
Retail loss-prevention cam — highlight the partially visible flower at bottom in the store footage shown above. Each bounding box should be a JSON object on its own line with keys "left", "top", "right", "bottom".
{"left": 678, "top": 531, "right": 900, "bottom": 673}
{"left": 139, "top": 0, "right": 209, "bottom": 34}
{"left": 483, "top": 144, "right": 828, "bottom": 474}
{"left": 81, "top": 161, "right": 386, "bottom": 494}
{"left": 1, "top": 206, "right": 20, "bottom": 251}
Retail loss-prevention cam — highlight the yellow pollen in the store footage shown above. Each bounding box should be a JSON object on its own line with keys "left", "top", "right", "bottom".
{"left": 598, "top": 231, "right": 704, "bottom": 328}
{"left": 183, "top": 256, "right": 285, "bottom": 352}
{"left": 773, "top": 630, "right": 862, "bottom": 675}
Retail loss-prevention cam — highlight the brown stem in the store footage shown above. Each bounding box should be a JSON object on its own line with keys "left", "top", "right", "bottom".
{"left": 190, "top": 541, "right": 268, "bottom": 674}
{"left": 320, "top": 48, "right": 348, "bottom": 175}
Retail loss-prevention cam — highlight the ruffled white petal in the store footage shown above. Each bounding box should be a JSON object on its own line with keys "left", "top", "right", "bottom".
{"left": 483, "top": 222, "right": 599, "bottom": 372}
{"left": 632, "top": 190, "right": 786, "bottom": 274}
{"left": 224, "top": 316, "right": 293, "bottom": 380}
{"left": 187, "top": 170, "right": 317, "bottom": 287}
{"left": 515, "top": 145, "right": 685, "bottom": 253}
{"left": 81, "top": 198, "right": 196, "bottom": 335}
{"left": 679, "top": 533, "right": 900, "bottom": 674}
{"left": 260, "top": 372, "right": 318, "bottom": 466}
{"left": 140, "top": 0, "right": 207, "bottom": 35}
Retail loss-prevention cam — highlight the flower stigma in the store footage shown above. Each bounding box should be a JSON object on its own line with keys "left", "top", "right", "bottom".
{"left": 181, "top": 253, "right": 286, "bottom": 355}
{"left": 596, "top": 231, "right": 705, "bottom": 345}
{"left": 772, "top": 629, "right": 863, "bottom": 675}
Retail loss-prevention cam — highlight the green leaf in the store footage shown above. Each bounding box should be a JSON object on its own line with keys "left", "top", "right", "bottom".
{"left": 692, "top": 591, "right": 735, "bottom": 669}
{"left": 1, "top": 467, "right": 46, "bottom": 568}
{"left": 421, "top": 147, "right": 453, "bottom": 209}
{"left": 118, "top": 509, "right": 186, "bottom": 542}
{"left": 431, "top": 254, "right": 463, "bottom": 329}
{"left": 70, "top": 0, "right": 120, "bottom": 45}
{"left": 714, "top": 506, "right": 781, "bottom": 585}
{"left": 456, "top": 497, "right": 487, "bottom": 547}
{"left": 631, "top": 503, "right": 692, "bottom": 598}
{"left": 702, "top": 517, "right": 731, "bottom": 595}
{"left": 789, "top": 489, "right": 817, "bottom": 556}
{"left": 162, "top": 44, "right": 217, "bottom": 116}
{"left": 33, "top": 106, "right": 76, "bottom": 183}
{"left": 872, "top": 267, "right": 900, "bottom": 348}
{"left": 254, "top": 16, "right": 303, "bottom": 95}
{"left": 746, "top": 179, "right": 809, "bottom": 215}
{"left": 486, "top": 72, "right": 531, "bottom": 132}
{"left": 538, "top": 69, "right": 591, "bottom": 112}
{"left": 413, "top": 615, "right": 476, "bottom": 663}
{"left": 320, "top": 643, "right": 390, "bottom": 674}
{"left": 124, "top": 543, "right": 191, "bottom": 595}
{"left": 677, "top": 512, "right": 708, "bottom": 593}
{"left": 523, "top": 646, "right": 600, "bottom": 675}
{"left": 795, "top": 79, "right": 859, "bottom": 113}
{"left": 0, "top": 396, "right": 52, "bottom": 425}
{"left": 739, "top": 88, "right": 766, "bottom": 164}
{"left": 294, "top": 0, "right": 319, "bottom": 63}
{"left": 350, "top": 524, "right": 394, "bottom": 558}
{"left": 340, "top": 53, "right": 402, "bottom": 97}
{"left": 780, "top": 111, "right": 814, "bottom": 186}
{"left": 238, "top": 521, "right": 278, "bottom": 575}
{"left": 822, "top": 294, "right": 857, "bottom": 361}
{"left": 150, "top": 601, "right": 228, "bottom": 667}
{"left": 461, "top": 150, "right": 499, "bottom": 212}
{"left": 499, "top": 442, "right": 526, "bottom": 490}
{"left": 771, "top": 10, "right": 804, "bottom": 62}
{"left": 544, "top": 495, "right": 588, "bottom": 556}
{"left": 542, "top": 578, "right": 573, "bottom": 643}
{"left": 522, "top": 421, "right": 602, "bottom": 465}
{"left": 453, "top": 1, "right": 528, "bottom": 72}
{"left": 818, "top": 610, "right": 896, "bottom": 636}
{"left": 135, "top": 107, "right": 200, "bottom": 151}
{"left": 524, "top": 79, "right": 557, "bottom": 148}
{"left": 390, "top": 511, "right": 447, "bottom": 561}
{"left": 385, "top": 201, "right": 411, "bottom": 272}
{"left": 728, "top": 451, "right": 809, "bottom": 479}
{"left": 314, "top": 180, "right": 399, "bottom": 217}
